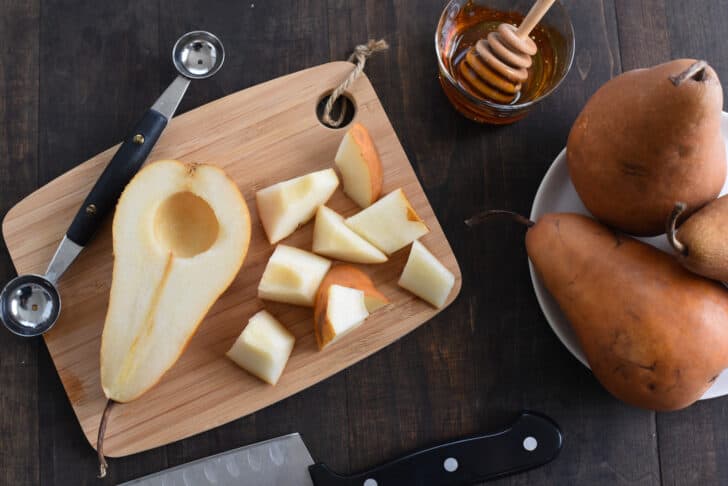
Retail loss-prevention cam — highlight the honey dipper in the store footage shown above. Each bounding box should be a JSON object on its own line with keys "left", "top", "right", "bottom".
{"left": 459, "top": 0, "right": 556, "bottom": 103}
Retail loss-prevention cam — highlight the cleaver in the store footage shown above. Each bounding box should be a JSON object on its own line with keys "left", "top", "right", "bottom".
{"left": 121, "top": 411, "right": 561, "bottom": 486}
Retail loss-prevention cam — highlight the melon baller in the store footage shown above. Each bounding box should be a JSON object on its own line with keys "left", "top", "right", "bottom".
{"left": 0, "top": 30, "right": 225, "bottom": 337}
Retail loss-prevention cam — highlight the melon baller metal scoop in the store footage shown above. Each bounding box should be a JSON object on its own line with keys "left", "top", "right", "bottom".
{"left": 0, "top": 30, "right": 225, "bottom": 337}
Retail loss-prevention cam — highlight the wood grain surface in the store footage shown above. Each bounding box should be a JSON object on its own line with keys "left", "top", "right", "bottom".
{"left": 2, "top": 0, "right": 728, "bottom": 484}
{"left": 2, "top": 61, "right": 462, "bottom": 457}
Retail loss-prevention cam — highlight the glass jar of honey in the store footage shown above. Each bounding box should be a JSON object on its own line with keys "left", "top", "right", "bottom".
{"left": 436, "top": 0, "right": 575, "bottom": 124}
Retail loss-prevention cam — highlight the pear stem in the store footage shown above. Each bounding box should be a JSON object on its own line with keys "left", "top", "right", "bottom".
{"left": 97, "top": 399, "right": 116, "bottom": 478}
{"left": 669, "top": 60, "right": 708, "bottom": 86}
{"left": 666, "top": 202, "right": 688, "bottom": 256}
{"left": 466, "top": 209, "right": 535, "bottom": 228}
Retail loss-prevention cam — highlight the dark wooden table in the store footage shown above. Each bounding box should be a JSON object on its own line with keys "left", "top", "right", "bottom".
{"left": 1, "top": 0, "right": 727, "bottom": 484}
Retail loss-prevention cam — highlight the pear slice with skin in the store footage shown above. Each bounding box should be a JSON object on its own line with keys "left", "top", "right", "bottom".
{"left": 335, "top": 122, "right": 383, "bottom": 208}
{"left": 312, "top": 206, "right": 387, "bottom": 264}
{"left": 314, "top": 264, "right": 388, "bottom": 349}
{"left": 315, "top": 264, "right": 389, "bottom": 314}
{"left": 345, "top": 188, "right": 429, "bottom": 255}
{"left": 314, "top": 284, "right": 370, "bottom": 349}
{"left": 97, "top": 160, "right": 251, "bottom": 475}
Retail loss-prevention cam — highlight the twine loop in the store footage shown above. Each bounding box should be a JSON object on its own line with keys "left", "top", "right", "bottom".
{"left": 322, "top": 39, "right": 389, "bottom": 127}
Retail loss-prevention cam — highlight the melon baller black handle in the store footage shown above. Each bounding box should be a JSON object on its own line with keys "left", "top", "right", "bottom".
{"left": 67, "top": 109, "right": 168, "bottom": 246}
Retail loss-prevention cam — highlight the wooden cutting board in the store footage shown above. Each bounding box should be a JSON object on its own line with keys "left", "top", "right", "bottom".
{"left": 2, "top": 62, "right": 462, "bottom": 457}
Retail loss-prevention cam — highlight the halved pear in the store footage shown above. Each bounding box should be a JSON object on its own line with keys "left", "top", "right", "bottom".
{"left": 100, "top": 160, "right": 251, "bottom": 403}
{"left": 256, "top": 168, "right": 339, "bottom": 244}
{"left": 312, "top": 206, "right": 387, "bottom": 264}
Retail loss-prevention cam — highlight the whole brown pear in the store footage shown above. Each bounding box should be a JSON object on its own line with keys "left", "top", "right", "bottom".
{"left": 567, "top": 59, "right": 726, "bottom": 236}
{"left": 526, "top": 212, "right": 728, "bottom": 411}
{"left": 667, "top": 196, "right": 728, "bottom": 281}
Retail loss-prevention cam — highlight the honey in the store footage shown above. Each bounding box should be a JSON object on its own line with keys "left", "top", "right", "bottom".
{"left": 436, "top": 0, "right": 573, "bottom": 124}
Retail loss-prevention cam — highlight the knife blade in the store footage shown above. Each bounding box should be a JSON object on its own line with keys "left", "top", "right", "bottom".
{"left": 120, "top": 434, "right": 315, "bottom": 486}
{"left": 121, "top": 411, "right": 562, "bottom": 486}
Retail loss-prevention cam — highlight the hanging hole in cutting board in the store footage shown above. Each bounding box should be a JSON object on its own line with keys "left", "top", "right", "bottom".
{"left": 315, "top": 91, "right": 356, "bottom": 129}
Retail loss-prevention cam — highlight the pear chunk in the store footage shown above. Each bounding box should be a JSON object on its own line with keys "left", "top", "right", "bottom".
{"left": 345, "top": 188, "right": 429, "bottom": 254}
{"left": 398, "top": 240, "right": 455, "bottom": 308}
{"left": 258, "top": 245, "right": 332, "bottom": 306}
{"left": 335, "top": 123, "right": 383, "bottom": 208}
{"left": 100, "top": 160, "right": 251, "bottom": 404}
{"left": 312, "top": 206, "right": 387, "bottom": 264}
{"left": 226, "top": 310, "right": 295, "bottom": 385}
{"left": 316, "top": 264, "right": 389, "bottom": 314}
{"left": 314, "top": 284, "right": 369, "bottom": 349}
{"left": 256, "top": 168, "right": 339, "bottom": 244}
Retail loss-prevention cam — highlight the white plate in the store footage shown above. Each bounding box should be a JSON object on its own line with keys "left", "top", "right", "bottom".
{"left": 529, "top": 112, "right": 728, "bottom": 401}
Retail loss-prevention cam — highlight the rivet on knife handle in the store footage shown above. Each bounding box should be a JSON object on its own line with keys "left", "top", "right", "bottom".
{"left": 308, "top": 411, "right": 562, "bottom": 486}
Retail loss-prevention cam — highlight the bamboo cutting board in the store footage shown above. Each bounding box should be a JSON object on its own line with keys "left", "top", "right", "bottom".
{"left": 2, "top": 62, "right": 461, "bottom": 457}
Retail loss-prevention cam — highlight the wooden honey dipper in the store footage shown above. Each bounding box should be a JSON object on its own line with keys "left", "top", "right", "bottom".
{"left": 459, "top": 0, "right": 556, "bottom": 103}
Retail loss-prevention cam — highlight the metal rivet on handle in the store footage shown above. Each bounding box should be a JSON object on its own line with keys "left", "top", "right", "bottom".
{"left": 85, "top": 204, "right": 97, "bottom": 215}
{"left": 523, "top": 436, "right": 538, "bottom": 451}
{"left": 443, "top": 457, "right": 459, "bottom": 472}
{"left": 133, "top": 133, "right": 145, "bottom": 145}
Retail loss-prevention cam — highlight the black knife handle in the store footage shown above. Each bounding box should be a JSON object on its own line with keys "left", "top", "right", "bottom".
{"left": 309, "top": 411, "right": 562, "bottom": 486}
{"left": 66, "top": 109, "right": 167, "bottom": 246}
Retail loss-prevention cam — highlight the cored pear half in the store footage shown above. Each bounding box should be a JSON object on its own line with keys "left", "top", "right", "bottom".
{"left": 97, "top": 160, "right": 251, "bottom": 475}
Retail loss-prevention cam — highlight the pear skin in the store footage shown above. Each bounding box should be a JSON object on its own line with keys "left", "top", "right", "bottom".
{"left": 526, "top": 212, "right": 728, "bottom": 411}
{"left": 567, "top": 59, "right": 726, "bottom": 236}
{"left": 668, "top": 196, "right": 728, "bottom": 281}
